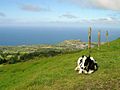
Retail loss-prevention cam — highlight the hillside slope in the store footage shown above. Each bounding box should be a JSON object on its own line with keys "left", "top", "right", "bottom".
{"left": 0, "top": 38, "right": 120, "bottom": 90}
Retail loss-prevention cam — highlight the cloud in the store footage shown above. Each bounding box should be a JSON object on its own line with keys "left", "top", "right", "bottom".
{"left": 81, "top": 17, "right": 120, "bottom": 25}
{"left": 0, "top": 12, "right": 6, "bottom": 17}
{"left": 94, "top": 17, "right": 115, "bottom": 22}
{"left": 60, "top": 0, "right": 120, "bottom": 11}
{"left": 21, "top": 4, "right": 50, "bottom": 12}
{"left": 59, "top": 13, "right": 78, "bottom": 19}
{"left": 90, "top": 0, "right": 120, "bottom": 11}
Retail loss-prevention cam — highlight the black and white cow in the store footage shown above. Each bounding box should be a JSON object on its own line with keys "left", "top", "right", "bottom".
{"left": 75, "top": 55, "right": 98, "bottom": 74}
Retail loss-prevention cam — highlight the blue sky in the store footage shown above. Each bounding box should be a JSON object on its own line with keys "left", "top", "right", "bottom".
{"left": 0, "top": 0, "right": 120, "bottom": 27}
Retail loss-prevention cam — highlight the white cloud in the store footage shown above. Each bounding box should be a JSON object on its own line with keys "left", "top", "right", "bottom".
{"left": 80, "top": 17, "right": 120, "bottom": 25}
{"left": 59, "top": 13, "right": 78, "bottom": 19}
{"left": 21, "top": 4, "right": 50, "bottom": 12}
{"left": 60, "top": 0, "right": 120, "bottom": 11}
{"left": 90, "top": 0, "right": 120, "bottom": 11}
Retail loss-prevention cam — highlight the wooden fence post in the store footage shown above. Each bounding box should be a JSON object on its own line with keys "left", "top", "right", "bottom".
{"left": 98, "top": 31, "right": 101, "bottom": 49}
{"left": 88, "top": 27, "right": 92, "bottom": 49}
{"left": 106, "top": 31, "right": 110, "bottom": 47}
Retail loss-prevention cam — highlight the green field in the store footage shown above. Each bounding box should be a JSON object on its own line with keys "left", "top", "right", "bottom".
{"left": 0, "top": 38, "right": 120, "bottom": 90}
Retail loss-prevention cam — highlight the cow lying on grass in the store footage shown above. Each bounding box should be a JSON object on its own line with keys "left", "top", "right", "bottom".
{"left": 75, "top": 55, "right": 98, "bottom": 74}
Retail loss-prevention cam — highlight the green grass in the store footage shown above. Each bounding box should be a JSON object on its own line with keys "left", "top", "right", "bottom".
{"left": 0, "top": 38, "right": 120, "bottom": 90}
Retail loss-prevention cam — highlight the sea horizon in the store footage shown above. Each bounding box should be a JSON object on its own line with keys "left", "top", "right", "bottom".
{"left": 0, "top": 26, "right": 119, "bottom": 46}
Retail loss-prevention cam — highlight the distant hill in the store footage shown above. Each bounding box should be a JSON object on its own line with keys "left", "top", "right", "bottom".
{"left": 0, "top": 38, "right": 120, "bottom": 90}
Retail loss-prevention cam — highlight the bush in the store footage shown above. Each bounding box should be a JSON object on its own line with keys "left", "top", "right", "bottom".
{"left": 5, "top": 55, "right": 17, "bottom": 64}
{"left": 0, "top": 55, "right": 4, "bottom": 64}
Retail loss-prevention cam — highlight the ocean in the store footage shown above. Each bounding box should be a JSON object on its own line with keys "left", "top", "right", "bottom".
{"left": 0, "top": 27, "right": 119, "bottom": 46}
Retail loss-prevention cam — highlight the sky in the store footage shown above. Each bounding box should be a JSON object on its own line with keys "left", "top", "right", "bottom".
{"left": 0, "top": 0, "right": 120, "bottom": 27}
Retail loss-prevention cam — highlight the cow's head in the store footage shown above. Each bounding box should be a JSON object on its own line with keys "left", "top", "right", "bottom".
{"left": 80, "top": 55, "right": 92, "bottom": 71}
{"left": 84, "top": 55, "right": 91, "bottom": 71}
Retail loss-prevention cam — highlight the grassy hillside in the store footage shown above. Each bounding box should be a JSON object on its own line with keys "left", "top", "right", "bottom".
{"left": 0, "top": 38, "right": 120, "bottom": 90}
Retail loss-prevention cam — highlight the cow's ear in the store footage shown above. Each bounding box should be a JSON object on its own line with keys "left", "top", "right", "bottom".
{"left": 82, "top": 55, "right": 84, "bottom": 58}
